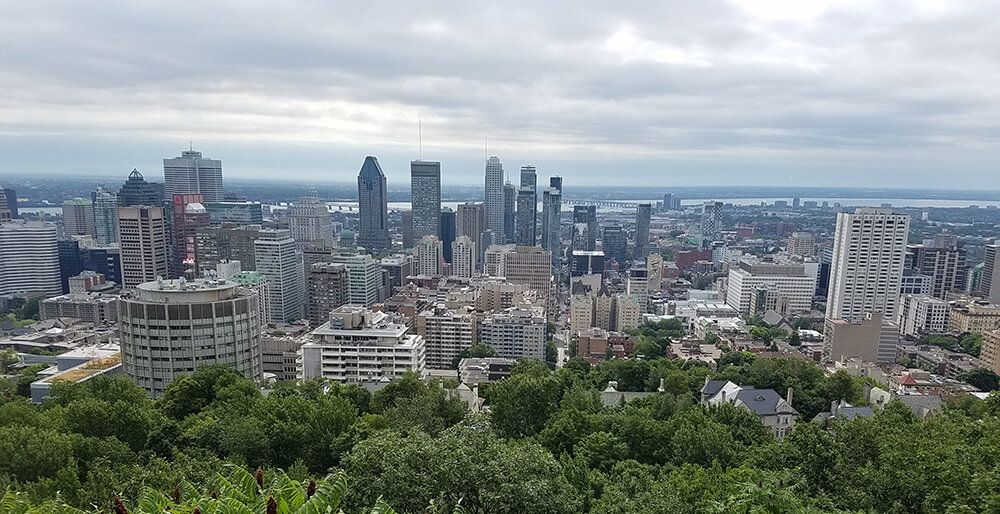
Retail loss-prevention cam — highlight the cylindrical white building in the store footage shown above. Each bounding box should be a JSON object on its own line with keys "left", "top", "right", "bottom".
{"left": 118, "top": 278, "right": 263, "bottom": 398}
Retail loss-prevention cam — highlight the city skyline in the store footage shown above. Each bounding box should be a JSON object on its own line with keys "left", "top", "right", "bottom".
{"left": 1, "top": 2, "right": 999, "bottom": 189}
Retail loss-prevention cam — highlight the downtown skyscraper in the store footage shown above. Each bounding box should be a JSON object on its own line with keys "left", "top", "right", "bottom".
{"left": 502, "top": 181, "right": 516, "bottom": 244}
{"left": 411, "top": 160, "right": 441, "bottom": 239}
{"left": 92, "top": 185, "right": 119, "bottom": 246}
{"left": 118, "top": 169, "right": 163, "bottom": 207}
{"left": 541, "top": 176, "right": 562, "bottom": 262}
{"left": 634, "top": 203, "right": 652, "bottom": 259}
{"left": 701, "top": 201, "right": 724, "bottom": 246}
{"left": 357, "top": 156, "right": 390, "bottom": 253}
{"left": 484, "top": 156, "right": 504, "bottom": 240}
{"left": 826, "top": 208, "right": 910, "bottom": 320}
{"left": 255, "top": 229, "right": 304, "bottom": 322}
{"left": 515, "top": 166, "right": 537, "bottom": 246}
{"left": 117, "top": 206, "right": 170, "bottom": 288}
{"left": 163, "top": 149, "right": 224, "bottom": 202}
{"left": 573, "top": 205, "right": 597, "bottom": 252}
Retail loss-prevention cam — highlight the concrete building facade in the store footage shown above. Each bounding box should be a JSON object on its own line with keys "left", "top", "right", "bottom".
{"left": 118, "top": 278, "right": 263, "bottom": 398}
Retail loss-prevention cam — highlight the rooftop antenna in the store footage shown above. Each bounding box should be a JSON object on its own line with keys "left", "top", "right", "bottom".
{"left": 189, "top": 141, "right": 193, "bottom": 151}
{"left": 418, "top": 119, "right": 422, "bottom": 160}
{"left": 485, "top": 136, "right": 488, "bottom": 161}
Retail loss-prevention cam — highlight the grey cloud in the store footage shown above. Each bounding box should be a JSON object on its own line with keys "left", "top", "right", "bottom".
{"left": 0, "top": 1, "right": 998, "bottom": 188}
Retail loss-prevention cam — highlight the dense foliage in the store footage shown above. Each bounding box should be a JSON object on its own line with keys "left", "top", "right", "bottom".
{"left": 2, "top": 352, "right": 1000, "bottom": 513}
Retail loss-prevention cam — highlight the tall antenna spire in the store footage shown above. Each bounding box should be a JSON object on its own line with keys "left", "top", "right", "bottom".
{"left": 418, "top": 119, "right": 422, "bottom": 160}
{"left": 485, "top": 136, "right": 488, "bottom": 161}
{"left": 189, "top": 140, "right": 193, "bottom": 151}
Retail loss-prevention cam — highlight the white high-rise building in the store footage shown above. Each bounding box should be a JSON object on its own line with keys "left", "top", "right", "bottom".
{"left": 726, "top": 259, "right": 817, "bottom": 315}
{"left": 288, "top": 196, "right": 334, "bottom": 249}
{"left": 414, "top": 235, "right": 444, "bottom": 276}
{"left": 484, "top": 156, "right": 504, "bottom": 240}
{"left": 627, "top": 267, "right": 649, "bottom": 312}
{"left": 451, "top": 236, "right": 477, "bottom": 279}
{"left": 298, "top": 306, "right": 426, "bottom": 383}
{"left": 980, "top": 244, "right": 1000, "bottom": 304}
{"left": 327, "top": 253, "right": 383, "bottom": 307}
{"left": 484, "top": 244, "right": 516, "bottom": 277}
{"left": 163, "top": 149, "right": 224, "bottom": 202}
{"left": 826, "top": 208, "right": 910, "bottom": 320}
{"left": 118, "top": 278, "right": 263, "bottom": 398}
{"left": 897, "top": 294, "right": 950, "bottom": 338}
{"left": 479, "top": 306, "right": 546, "bottom": 360}
{"left": 254, "top": 229, "right": 304, "bottom": 322}
{"left": 0, "top": 221, "right": 61, "bottom": 296}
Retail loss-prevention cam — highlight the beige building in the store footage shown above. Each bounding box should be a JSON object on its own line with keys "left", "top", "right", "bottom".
{"left": 571, "top": 288, "right": 641, "bottom": 334}
{"left": 40, "top": 293, "right": 118, "bottom": 325}
{"left": 823, "top": 312, "right": 898, "bottom": 363}
{"left": 476, "top": 280, "right": 534, "bottom": 312}
{"left": 948, "top": 301, "right": 1000, "bottom": 335}
{"left": 416, "top": 305, "right": 477, "bottom": 369}
{"left": 117, "top": 206, "right": 169, "bottom": 288}
{"left": 414, "top": 235, "right": 444, "bottom": 276}
{"left": 980, "top": 330, "right": 1000, "bottom": 375}
{"left": 501, "top": 246, "right": 553, "bottom": 303}
{"left": 786, "top": 232, "right": 816, "bottom": 257}
{"left": 646, "top": 253, "right": 663, "bottom": 292}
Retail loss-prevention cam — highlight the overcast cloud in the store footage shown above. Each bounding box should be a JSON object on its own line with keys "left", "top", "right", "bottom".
{"left": 0, "top": 1, "right": 998, "bottom": 188}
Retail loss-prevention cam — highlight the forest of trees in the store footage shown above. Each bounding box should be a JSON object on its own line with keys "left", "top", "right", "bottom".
{"left": 3, "top": 350, "right": 1000, "bottom": 512}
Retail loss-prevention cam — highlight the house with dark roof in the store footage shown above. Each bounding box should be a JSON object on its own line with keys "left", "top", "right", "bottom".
{"left": 700, "top": 377, "right": 798, "bottom": 439}
{"left": 813, "top": 399, "right": 875, "bottom": 428}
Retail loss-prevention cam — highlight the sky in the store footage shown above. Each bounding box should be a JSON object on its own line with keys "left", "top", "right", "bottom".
{"left": 1, "top": 1, "right": 999, "bottom": 188}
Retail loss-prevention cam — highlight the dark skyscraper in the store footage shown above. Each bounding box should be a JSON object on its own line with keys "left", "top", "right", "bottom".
{"left": 118, "top": 168, "right": 163, "bottom": 206}
{"left": 57, "top": 239, "right": 83, "bottom": 294}
{"left": 503, "top": 181, "right": 516, "bottom": 244}
{"left": 80, "top": 246, "right": 122, "bottom": 285}
{"left": 357, "top": 156, "right": 390, "bottom": 253}
{"left": 440, "top": 208, "right": 456, "bottom": 263}
{"left": 410, "top": 160, "right": 441, "bottom": 239}
{"left": 516, "top": 166, "right": 537, "bottom": 246}
{"left": 601, "top": 224, "right": 627, "bottom": 266}
{"left": 573, "top": 205, "right": 597, "bottom": 251}
{"left": 401, "top": 210, "right": 414, "bottom": 249}
{"left": 635, "top": 203, "right": 652, "bottom": 259}
{"left": 0, "top": 187, "right": 17, "bottom": 219}
{"left": 541, "top": 176, "right": 562, "bottom": 262}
